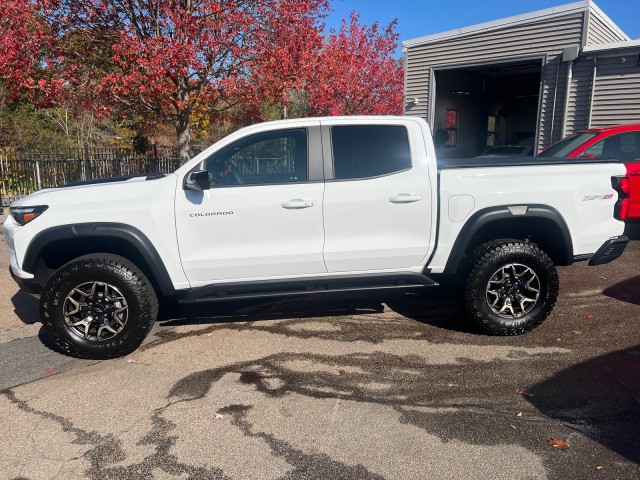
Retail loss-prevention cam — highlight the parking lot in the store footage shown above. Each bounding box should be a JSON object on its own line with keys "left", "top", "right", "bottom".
{"left": 1, "top": 214, "right": 638, "bottom": 480}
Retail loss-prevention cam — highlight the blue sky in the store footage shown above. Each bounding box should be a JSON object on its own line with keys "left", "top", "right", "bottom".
{"left": 325, "top": 0, "right": 639, "bottom": 56}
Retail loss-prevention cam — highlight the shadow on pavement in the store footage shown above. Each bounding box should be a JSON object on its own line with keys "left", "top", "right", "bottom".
{"left": 602, "top": 275, "right": 640, "bottom": 306}
{"left": 158, "top": 286, "right": 474, "bottom": 334}
{"left": 527, "top": 345, "right": 640, "bottom": 463}
{"left": 10, "top": 291, "right": 40, "bottom": 325}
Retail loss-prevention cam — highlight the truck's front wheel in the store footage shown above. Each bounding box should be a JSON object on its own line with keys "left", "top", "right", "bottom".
{"left": 464, "top": 240, "right": 559, "bottom": 335}
{"left": 40, "top": 254, "right": 158, "bottom": 359}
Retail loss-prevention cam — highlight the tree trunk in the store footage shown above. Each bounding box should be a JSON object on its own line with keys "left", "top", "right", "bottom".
{"left": 176, "top": 111, "right": 191, "bottom": 166}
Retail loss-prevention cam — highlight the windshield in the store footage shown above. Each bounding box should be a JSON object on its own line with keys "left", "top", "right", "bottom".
{"left": 538, "top": 132, "right": 598, "bottom": 157}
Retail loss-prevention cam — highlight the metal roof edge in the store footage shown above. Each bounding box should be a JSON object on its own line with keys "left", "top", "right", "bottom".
{"left": 587, "top": 1, "right": 631, "bottom": 41}
{"left": 583, "top": 38, "right": 640, "bottom": 53}
{"left": 402, "top": 0, "right": 633, "bottom": 50}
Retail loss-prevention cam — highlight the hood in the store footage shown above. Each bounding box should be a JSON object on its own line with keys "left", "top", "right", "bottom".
{"left": 10, "top": 173, "right": 169, "bottom": 208}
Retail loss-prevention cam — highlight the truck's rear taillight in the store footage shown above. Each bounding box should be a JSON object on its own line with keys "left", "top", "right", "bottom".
{"left": 611, "top": 176, "right": 630, "bottom": 220}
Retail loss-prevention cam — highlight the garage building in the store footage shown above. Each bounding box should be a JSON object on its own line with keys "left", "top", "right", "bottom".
{"left": 403, "top": 0, "right": 640, "bottom": 157}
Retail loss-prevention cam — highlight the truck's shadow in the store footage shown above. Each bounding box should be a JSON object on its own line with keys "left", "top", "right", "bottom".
{"left": 158, "top": 287, "right": 475, "bottom": 335}
{"left": 527, "top": 345, "right": 640, "bottom": 464}
{"left": 10, "top": 291, "right": 40, "bottom": 325}
{"left": 602, "top": 275, "right": 640, "bottom": 306}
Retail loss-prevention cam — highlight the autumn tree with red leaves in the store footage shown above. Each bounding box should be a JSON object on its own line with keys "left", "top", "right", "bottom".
{"left": 9, "top": 0, "right": 329, "bottom": 163}
{"left": 1, "top": 2, "right": 403, "bottom": 161}
{"left": 307, "top": 12, "right": 404, "bottom": 116}
{"left": 0, "top": 1, "right": 64, "bottom": 105}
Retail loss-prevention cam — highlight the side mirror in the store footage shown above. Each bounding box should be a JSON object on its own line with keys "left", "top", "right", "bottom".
{"left": 184, "top": 170, "right": 210, "bottom": 191}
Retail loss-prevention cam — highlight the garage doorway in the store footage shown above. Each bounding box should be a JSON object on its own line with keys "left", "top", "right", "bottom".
{"left": 431, "top": 58, "right": 543, "bottom": 158}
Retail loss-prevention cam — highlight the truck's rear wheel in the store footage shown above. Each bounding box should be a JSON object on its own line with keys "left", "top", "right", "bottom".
{"left": 40, "top": 254, "right": 158, "bottom": 359}
{"left": 464, "top": 240, "right": 559, "bottom": 335}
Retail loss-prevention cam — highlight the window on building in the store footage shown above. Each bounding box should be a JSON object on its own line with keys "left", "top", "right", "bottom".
{"left": 486, "top": 115, "right": 497, "bottom": 147}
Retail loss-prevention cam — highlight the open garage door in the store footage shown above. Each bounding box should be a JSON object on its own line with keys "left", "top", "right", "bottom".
{"left": 431, "top": 59, "right": 543, "bottom": 158}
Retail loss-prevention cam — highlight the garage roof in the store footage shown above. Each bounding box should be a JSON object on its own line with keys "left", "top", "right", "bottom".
{"left": 402, "top": 0, "right": 629, "bottom": 49}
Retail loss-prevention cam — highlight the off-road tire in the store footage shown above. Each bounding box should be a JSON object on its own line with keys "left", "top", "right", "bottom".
{"left": 464, "top": 240, "right": 559, "bottom": 335}
{"left": 40, "top": 254, "right": 158, "bottom": 359}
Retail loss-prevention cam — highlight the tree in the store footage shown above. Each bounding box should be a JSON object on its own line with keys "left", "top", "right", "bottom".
{"left": 33, "top": 0, "right": 330, "bottom": 164}
{"left": 251, "top": 0, "right": 328, "bottom": 119}
{"left": 306, "top": 11, "right": 404, "bottom": 116}
{"left": 0, "top": 1, "right": 63, "bottom": 106}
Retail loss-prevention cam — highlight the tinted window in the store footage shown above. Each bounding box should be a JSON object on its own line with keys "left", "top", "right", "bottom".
{"left": 204, "top": 129, "right": 307, "bottom": 186}
{"left": 538, "top": 132, "right": 597, "bottom": 157}
{"left": 331, "top": 125, "right": 411, "bottom": 180}
{"left": 584, "top": 132, "right": 640, "bottom": 161}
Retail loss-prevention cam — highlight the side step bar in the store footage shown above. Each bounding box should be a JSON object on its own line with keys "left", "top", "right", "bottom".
{"left": 179, "top": 272, "right": 438, "bottom": 303}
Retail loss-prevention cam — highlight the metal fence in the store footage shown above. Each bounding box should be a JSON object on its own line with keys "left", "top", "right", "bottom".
{"left": 0, "top": 146, "right": 181, "bottom": 206}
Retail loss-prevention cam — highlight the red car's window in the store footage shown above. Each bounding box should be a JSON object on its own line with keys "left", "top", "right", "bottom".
{"left": 584, "top": 132, "right": 640, "bottom": 161}
{"left": 538, "top": 133, "right": 597, "bottom": 157}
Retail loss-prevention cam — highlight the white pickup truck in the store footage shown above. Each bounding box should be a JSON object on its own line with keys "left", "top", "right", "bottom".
{"left": 3, "top": 116, "right": 630, "bottom": 358}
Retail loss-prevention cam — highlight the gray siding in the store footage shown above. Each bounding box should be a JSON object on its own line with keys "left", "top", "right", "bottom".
{"left": 565, "top": 58, "right": 594, "bottom": 134}
{"left": 404, "top": 12, "right": 585, "bottom": 149}
{"left": 590, "top": 55, "right": 640, "bottom": 126}
{"left": 586, "top": 10, "right": 628, "bottom": 45}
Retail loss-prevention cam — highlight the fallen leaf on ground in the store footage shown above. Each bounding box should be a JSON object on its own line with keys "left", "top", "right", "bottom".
{"left": 547, "top": 438, "right": 570, "bottom": 449}
{"left": 214, "top": 414, "right": 224, "bottom": 420}
{"left": 515, "top": 412, "right": 523, "bottom": 417}
{"left": 595, "top": 465, "right": 604, "bottom": 470}
{"left": 584, "top": 315, "right": 594, "bottom": 319}
{"left": 44, "top": 367, "right": 54, "bottom": 373}
{"left": 515, "top": 389, "right": 534, "bottom": 397}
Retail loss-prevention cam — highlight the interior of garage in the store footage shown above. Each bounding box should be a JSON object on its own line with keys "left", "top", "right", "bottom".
{"left": 432, "top": 59, "right": 543, "bottom": 158}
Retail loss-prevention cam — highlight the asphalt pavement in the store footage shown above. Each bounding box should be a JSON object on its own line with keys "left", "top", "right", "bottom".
{"left": 0, "top": 213, "right": 638, "bottom": 479}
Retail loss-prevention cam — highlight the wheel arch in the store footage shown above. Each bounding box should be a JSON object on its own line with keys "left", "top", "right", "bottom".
{"left": 442, "top": 205, "right": 573, "bottom": 276}
{"left": 23, "top": 223, "right": 176, "bottom": 297}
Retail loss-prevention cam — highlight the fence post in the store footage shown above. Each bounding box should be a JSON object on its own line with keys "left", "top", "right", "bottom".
{"left": 34, "top": 158, "right": 42, "bottom": 190}
{"left": 84, "top": 143, "right": 92, "bottom": 180}
{"left": 153, "top": 144, "right": 158, "bottom": 173}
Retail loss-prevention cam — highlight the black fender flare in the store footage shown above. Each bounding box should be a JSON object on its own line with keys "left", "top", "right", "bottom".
{"left": 23, "top": 222, "right": 176, "bottom": 296}
{"left": 440, "top": 205, "right": 574, "bottom": 276}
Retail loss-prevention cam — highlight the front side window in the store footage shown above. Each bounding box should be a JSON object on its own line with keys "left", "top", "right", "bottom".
{"left": 331, "top": 125, "right": 411, "bottom": 180}
{"left": 203, "top": 129, "right": 307, "bottom": 186}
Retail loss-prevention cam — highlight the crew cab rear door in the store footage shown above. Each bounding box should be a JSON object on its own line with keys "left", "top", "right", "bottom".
{"left": 320, "top": 119, "right": 434, "bottom": 272}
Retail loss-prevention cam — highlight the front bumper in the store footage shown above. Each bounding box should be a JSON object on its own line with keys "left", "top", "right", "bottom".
{"left": 588, "top": 235, "right": 629, "bottom": 266}
{"left": 9, "top": 266, "right": 42, "bottom": 296}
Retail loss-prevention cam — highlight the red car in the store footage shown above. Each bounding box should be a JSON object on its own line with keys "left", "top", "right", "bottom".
{"left": 538, "top": 124, "right": 640, "bottom": 220}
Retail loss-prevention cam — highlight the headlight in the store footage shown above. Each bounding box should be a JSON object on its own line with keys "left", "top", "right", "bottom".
{"left": 10, "top": 205, "right": 49, "bottom": 225}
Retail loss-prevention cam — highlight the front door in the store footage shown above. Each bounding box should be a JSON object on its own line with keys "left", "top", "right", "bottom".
{"left": 175, "top": 125, "right": 326, "bottom": 286}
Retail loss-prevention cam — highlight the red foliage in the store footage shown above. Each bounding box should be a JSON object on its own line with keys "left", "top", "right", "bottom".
{"left": 0, "top": 1, "right": 63, "bottom": 105}
{"left": 306, "top": 11, "right": 404, "bottom": 116}
{"left": 1, "top": 2, "right": 404, "bottom": 159}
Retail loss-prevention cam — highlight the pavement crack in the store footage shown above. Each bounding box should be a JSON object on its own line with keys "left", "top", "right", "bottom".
{"left": 218, "top": 403, "right": 385, "bottom": 480}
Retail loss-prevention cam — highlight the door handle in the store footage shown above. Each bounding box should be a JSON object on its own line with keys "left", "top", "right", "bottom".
{"left": 389, "top": 193, "right": 423, "bottom": 204}
{"left": 281, "top": 199, "right": 316, "bottom": 209}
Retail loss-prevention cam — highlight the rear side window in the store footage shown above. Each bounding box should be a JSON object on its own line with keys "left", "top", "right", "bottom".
{"left": 331, "top": 125, "right": 411, "bottom": 180}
